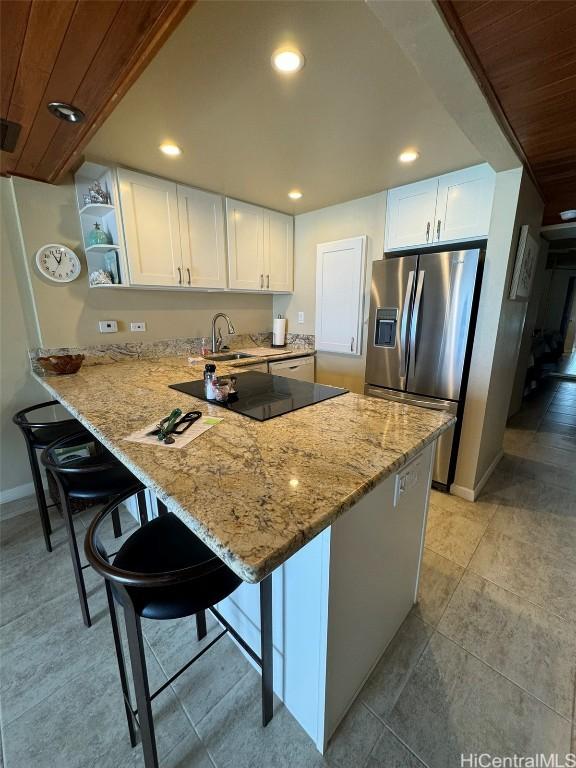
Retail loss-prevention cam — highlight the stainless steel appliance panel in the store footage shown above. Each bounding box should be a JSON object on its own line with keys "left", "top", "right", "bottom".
{"left": 407, "top": 249, "right": 480, "bottom": 401}
{"left": 365, "top": 255, "right": 418, "bottom": 391}
{"left": 364, "top": 385, "right": 457, "bottom": 487}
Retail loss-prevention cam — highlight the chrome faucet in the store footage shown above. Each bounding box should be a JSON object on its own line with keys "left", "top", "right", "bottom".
{"left": 211, "top": 313, "right": 236, "bottom": 353}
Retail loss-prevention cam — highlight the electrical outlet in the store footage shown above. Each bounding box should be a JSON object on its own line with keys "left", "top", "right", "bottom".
{"left": 98, "top": 320, "right": 117, "bottom": 333}
{"left": 297, "top": 311, "right": 304, "bottom": 324}
{"left": 130, "top": 322, "right": 146, "bottom": 332}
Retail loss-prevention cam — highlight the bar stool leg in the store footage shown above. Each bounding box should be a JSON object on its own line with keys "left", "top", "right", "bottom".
{"left": 260, "top": 574, "right": 273, "bottom": 726}
{"left": 136, "top": 490, "right": 149, "bottom": 527}
{"left": 59, "top": 488, "right": 91, "bottom": 628}
{"left": 124, "top": 602, "right": 159, "bottom": 768}
{"left": 195, "top": 610, "right": 207, "bottom": 641}
{"left": 25, "top": 440, "right": 52, "bottom": 552}
{"left": 105, "top": 582, "right": 137, "bottom": 748}
{"left": 111, "top": 507, "right": 123, "bottom": 539}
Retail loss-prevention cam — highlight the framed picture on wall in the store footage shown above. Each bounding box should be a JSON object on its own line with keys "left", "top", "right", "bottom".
{"left": 509, "top": 224, "right": 539, "bottom": 301}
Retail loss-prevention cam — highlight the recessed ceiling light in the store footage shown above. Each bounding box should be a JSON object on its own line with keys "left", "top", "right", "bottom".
{"left": 398, "top": 149, "right": 420, "bottom": 164}
{"left": 272, "top": 48, "right": 305, "bottom": 74}
{"left": 288, "top": 190, "right": 303, "bottom": 200}
{"left": 159, "top": 142, "right": 182, "bottom": 157}
{"left": 47, "top": 102, "right": 85, "bottom": 123}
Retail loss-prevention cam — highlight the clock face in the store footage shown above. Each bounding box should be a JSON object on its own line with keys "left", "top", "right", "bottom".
{"left": 35, "top": 244, "right": 81, "bottom": 283}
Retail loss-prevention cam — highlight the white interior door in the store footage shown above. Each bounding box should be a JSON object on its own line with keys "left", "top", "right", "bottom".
{"left": 265, "top": 210, "right": 294, "bottom": 292}
{"left": 178, "top": 185, "right": 227, "bottom": 288}
{"left": 385, "top": 178, "right": 438, "bottom": 250}
{"left": 226, "top": 198, "right": 264, "bottom": 290}
{"left": 315, "top": 236, "right": 366, "bottom": 355}
{"left": 435, "top": 164, "right": 495, "bottom": 243}
{"left": 117, "top": 169, "right": 182, "bottom": 286}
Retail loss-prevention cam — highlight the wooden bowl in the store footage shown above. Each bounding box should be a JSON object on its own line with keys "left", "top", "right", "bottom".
{"left": 37, "top": 354, "right": 85, "bottom": 375}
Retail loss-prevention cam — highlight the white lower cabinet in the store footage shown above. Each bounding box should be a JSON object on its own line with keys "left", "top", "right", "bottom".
{"left": 215, "top": 442, "right": 435, "bottom": 752}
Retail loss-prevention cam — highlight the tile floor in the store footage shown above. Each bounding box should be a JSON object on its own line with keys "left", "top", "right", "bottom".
{"left": 1, "top": 379, "right": 575, "bottom": 767}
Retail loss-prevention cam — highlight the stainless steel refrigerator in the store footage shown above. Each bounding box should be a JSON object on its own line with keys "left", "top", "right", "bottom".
{"left": 365, "top": 245, "right": 483, "bottom": 490}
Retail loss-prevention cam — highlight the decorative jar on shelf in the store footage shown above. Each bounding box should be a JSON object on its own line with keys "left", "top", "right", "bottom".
{"left": 87, "top": 222, "right": 112, "bottom": 247}
{"left": 104, "top": 251, "right": 120, "bottom": 284}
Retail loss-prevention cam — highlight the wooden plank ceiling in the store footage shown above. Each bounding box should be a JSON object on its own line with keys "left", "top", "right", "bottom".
{"left": 438, "top": 0, "right": 576, "bottom": 225}
{"left": 0, "top": 0, "right": 192, "bottom": 184}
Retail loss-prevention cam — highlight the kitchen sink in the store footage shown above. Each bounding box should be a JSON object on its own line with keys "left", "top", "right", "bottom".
{"left": 203, "top": 352, "right": 256, "bottom": 361}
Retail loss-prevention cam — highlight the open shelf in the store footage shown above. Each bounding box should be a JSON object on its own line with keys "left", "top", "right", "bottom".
{"left": 85, "top": 243, "right": 120, "bottom": 253}
{"left": 79, "top": 203, "right": 115, "bottom": 216}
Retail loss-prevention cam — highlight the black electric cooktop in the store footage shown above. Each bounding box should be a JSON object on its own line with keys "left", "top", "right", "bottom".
{"left": 169, "top": 371, "right": 348, "bottom": 421}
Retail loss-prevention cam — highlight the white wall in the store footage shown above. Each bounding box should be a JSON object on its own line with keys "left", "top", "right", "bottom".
{"left": 0, "top": 179, "right": 48, "bottom": 501}
{"left": 274, "top": 192, "right": 387, "bottom": 393}
{"left": 453, "top": 168, "right": 544, "bottom": 496}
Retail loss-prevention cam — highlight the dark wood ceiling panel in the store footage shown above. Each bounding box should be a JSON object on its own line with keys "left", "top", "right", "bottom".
{"left": 14, "top": 1, "right": 121, "bottom": 176}
{"left": 0, "top": 0, "right": 193, "bottom": 183}
{"left": 438, "top": 0, "right": 576, "bottom": 225}
{"left": 0, "top": 1, "right": 31, "bottom": 116}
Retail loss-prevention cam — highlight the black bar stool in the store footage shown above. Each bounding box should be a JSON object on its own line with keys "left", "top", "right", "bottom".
{"left": 85, "top": 487, "right": 274, "bottom": 768}
{"left": 12, "top": 401, "right": 87, "bottom": 552}
{"left": 41, "top": 432, "right": 147, "bottom": 628}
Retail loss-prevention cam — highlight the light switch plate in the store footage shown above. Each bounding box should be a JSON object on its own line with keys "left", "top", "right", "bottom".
{"left": 98, "top": 320, "right": 117, "bottom": 333}
{"left": 130, "top": 322, "right": 146, "bottom": 332}
{"left": 297, "top": 311, "right": 304, "bottom": 324}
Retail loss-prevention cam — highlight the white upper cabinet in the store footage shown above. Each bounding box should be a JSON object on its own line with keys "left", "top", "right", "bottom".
{"left": 385, "top": 164, "right": 495, "bottom": 252}
{"left": 385, "top": 178, "right": 438, "bottom": 251}
{"left": 434, "top": 165, "right": 495, "bottom": 244}
{"left": 265, "top": 210, "right": 293, "bottom": 292}
{"left": 177, "top": 185, "right": 227, "bottom": 288}
{"left": 315, "top": 236, "right": 366, "bottom": 355}
{"left": 226, "top": 199, "right": 264, "bottom": 290}
{"left": 117, "top": 169, "right": 182, "bottom": 286}
{"left": 226, "top": 198, "right": 293, "bottom": 292}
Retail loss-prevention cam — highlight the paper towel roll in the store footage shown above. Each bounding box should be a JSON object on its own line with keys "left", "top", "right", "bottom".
{"left": 273, "top": 317, "right": 287, "bottom": 347}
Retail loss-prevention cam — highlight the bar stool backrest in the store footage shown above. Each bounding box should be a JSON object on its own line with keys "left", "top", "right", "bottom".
{"left": 13, "top": 400, "right": 72, "bottom": 435}
{"left": 85, "top": 487, "right": 227, "bottom": 590}
{"left": 41, "top": 431, "right": 119, "bottom": 477}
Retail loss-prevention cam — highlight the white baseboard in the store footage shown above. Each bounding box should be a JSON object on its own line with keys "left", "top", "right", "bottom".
{"left": 451, "top": 450, "right": 504, "bottom": 502}
{"left": 0, "top": 481, "right": 37, "bottom": 505}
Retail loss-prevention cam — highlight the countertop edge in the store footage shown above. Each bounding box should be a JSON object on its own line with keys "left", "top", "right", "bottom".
{"left": 34, "top": 371, "right": 454, "bottom": 584}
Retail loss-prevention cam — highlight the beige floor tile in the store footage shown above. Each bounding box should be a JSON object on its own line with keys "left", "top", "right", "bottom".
{"left": 424, "top": 503, "right": 489, "bottom": 568}
{"left": 469, "top": 529, "right": 576, "bottom": 624}
{"left": 388, "top": 633, "right": 572, "bottom": 768}
{"left": 325, "top": 700, "right": 383, "bottom": 768}
{"left": 438, "top": 571, "right": 576, "bottom": 718}
{"left": 361, "top": 613, "right": 433, "bottom": 719}
{"left": 411, "top": 548, "right": 464, "bottom": 626}
{"left": 366, "top": 726, "right": 426, "bottom": 768}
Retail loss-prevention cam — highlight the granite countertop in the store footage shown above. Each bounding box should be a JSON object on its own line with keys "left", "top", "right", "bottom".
{"left": 34, "top": 356, "right": 454, "bottom": 583}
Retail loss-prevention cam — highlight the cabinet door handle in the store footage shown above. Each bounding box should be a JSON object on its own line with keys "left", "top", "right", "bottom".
{"left": 177, "top": 266, "right": 182, "bottom": 285}
{"left": 266, "top": 274, "right": 270, "bottom": 289}
{"left": 260, "top": 273, "right": 264, "bottom": 289}
{"left": 186, "top": 267, "right": 191, "bottom": 285}
{"left": 436, "top": 219, "right": 441, "bottom": 240}
{"left": 426, "top": 222, "right": 430, "bottom": 242}
{"left": 350, "top": 336, "right": 354, "bottom": 352}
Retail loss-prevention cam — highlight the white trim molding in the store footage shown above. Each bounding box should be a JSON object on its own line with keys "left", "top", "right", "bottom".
{"left": 451, "top": 450, "right": 504, "bottom": 502}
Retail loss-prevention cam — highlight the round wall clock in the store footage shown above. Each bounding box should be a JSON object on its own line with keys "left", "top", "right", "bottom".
{"left": 35, "top": 244, "right": 81, "bottom": 283}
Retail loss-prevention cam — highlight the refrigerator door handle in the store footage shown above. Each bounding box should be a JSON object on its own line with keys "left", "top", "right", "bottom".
{"left": 410, "top": 270, "right": 425, "bottom": 369}
{"left": 399, "top": 270, "right": 415, "bottom": 382}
